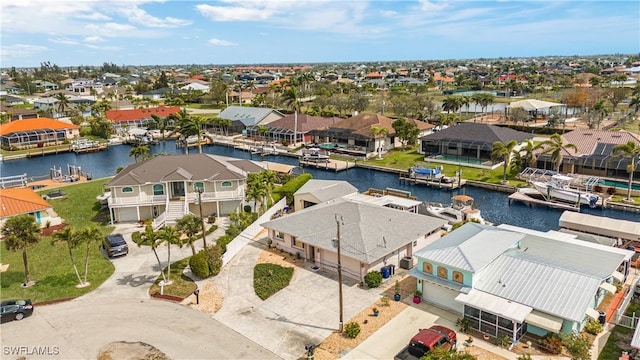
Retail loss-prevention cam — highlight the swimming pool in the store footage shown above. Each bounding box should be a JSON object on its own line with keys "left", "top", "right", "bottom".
{"left": 600, "top": 179, "right": 640, "bottom": 191}
{"left": 436, "top": 155, "right": 486, "bottom": 165}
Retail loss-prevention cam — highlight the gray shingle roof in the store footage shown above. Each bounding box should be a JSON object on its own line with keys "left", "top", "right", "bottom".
{"left": 295, "top": 180, "right": 358, "bottom": 203}
{"left": 261, "top": 198, "right": 447, "bottom": 263}
{"left": 420, "top": 123, "right": 533, "bottom": 144}
{"left": 218, "top": 106, "right": 283, "bottom": 127}
{"left": 108, "top": 154, "right": 255, "bottom": 186}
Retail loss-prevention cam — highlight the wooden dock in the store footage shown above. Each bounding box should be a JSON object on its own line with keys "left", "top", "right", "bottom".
{"left": 508, "top": 191, "right": 580, "bottom": 211}
{"left": 399, "top": 173, "right": 466, "bottom": 190}
{"left": 298, "top": 159, "right": 355, "bottom": 172}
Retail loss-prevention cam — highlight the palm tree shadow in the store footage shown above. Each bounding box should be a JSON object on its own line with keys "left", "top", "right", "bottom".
{"left": 115, "top": 273, "right": 157, "bottom": 287}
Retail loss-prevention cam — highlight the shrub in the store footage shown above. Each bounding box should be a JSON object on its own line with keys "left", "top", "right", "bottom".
{"left": 275, "top": 173, "right": 312, "bottom": 204}
{"left": 253, "top": 263, "right": 294, "bottom": 300}
{"left": 517, "top": 355, "right": 532, "bottom": 360}
{"left": 364, "top": 271, "right": 383, "bottom": 288}
{"left": 344, "top": 321, "right": 361, "bottom": 339}
{"left": 205, "top": 245, "right": 223, "bottom": 276}
{"left": 456, "top": 317, "right": 471, "bottom": 333}
{"left": 380, "top": 297, "right": 390, "bottom": 307}
{"left": 244, "top": 205, "right": 252, "bottom": 213}
{"left": 606, "top": 187, "right": 617, "bottom": 195}
{"left": 584, "top": 319, "right": 603, "bottom": 335}
{"left": 189, "top": 250, "right": 210, "bottom": 278}
{"left": 562, "top": 332, "right": 591, "bottom": 360}
{"left": 540, "top": 333, "right": 563, "bottom": 355}
{"left": 131, "top": 231, "right": 141, "bottom": 244}
{"left": 216, "top": 234, "right": 234, "bottom": 253}
{"left": 207, "top": 216, "right": 216, "bottom": 224}
{"left": 496, "top": 334, "right": 511, "bottom": 348}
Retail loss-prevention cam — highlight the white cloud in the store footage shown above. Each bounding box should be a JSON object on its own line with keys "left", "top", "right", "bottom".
{"left": 85, "top": 22, "right": 138, "bottom": 37}
{"left": 49, "top": 37, "right": 79, "bottom": 45}
{"left": 85, "top": 44, "right": 123, "bottom": 51}
{"left": 0, "top": 44, "right": 48, "bottom": 59}
{"left": 196, "top": 4, "right": 274, "bottom": 22}
{"left": 118, "top": 6, "right": 192, "bottom": 28}
{"left": 84, "top": 36, "right": 105, "bottom": 43}
{"left": 208, "top": 38, "right": 237, "bottom": 46}
{"left": 76, "top": 12, "right": 111, "bottom": 21}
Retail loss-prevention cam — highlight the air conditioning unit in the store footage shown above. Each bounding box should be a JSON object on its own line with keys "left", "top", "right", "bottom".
{"left": 400, "top": 256, "right": 413, "bottom": 270}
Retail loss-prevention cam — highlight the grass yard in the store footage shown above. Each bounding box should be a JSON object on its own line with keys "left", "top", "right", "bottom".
{"left": 598, "top": 325, "right": 634, "bottom": 360}
{"left": 149, "top": 257, "right": 197, "bottom": 298}
{"left": 253, "top": 263, "right": 294, "bottom": 300}
{"left": 1, "top": 178, "right": 116, "bottom": 303}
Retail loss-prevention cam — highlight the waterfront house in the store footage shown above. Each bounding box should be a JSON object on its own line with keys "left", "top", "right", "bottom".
{"left": 0, "top": 118, "right": 80, "bottom": 150}
{"left": 412, "top": 222, "right": 633, "bottom": 343}
{"left": 245, "top": 114, "right": 343, "bottom": 145}
{"left": 261, "top": 191, "right": 447, "bottom": 282}
{"left": 293, "top": 179, "right": 358, "bottom": 210}
{"left": 106, "top": 153, "right": 263, "bottom": 227}
{"left": 217, "top": 106, "right": 284, "bottom": 134}
{"left": 0, "top": 188, "right": 59, "bottom": 228}
{"left": 105, "top": 106, "right": 181, "bottom": 130}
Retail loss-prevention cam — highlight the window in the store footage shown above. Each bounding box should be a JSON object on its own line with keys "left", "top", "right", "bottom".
{"left": 452, "top": 271, "right": 464, "bottom": 284}
{"left": 221, "top": 181, "right": 232, "bottom": 187}
{"left": 437, "top": 266, "right": 448, "bottom": 279}
{"left": 481, "top": 311, "right": 497, "bottom": 324}
{"left": 464, "top": 306, "right": 480, "bottom": 319}
{"left": 275, "top": 231, "right": 285, "bottom": 241}
{"left": 422, "top": 262, "right": 433, "bottom": 274}
{"left": 153, "top": 184, "right": 164, "bottom": 196}
{"left": 122, "top": 187, "right": 133, "bottom": 193}
{"left": 193, "top": 182, "right": 204, "bottom": 192}
{"left": 292, "top": 237, "right": 305, "bottom": 249}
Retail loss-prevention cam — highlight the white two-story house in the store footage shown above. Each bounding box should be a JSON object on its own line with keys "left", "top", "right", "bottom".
{"left": 107, "top": 153, "right": 265, "bottom": 228}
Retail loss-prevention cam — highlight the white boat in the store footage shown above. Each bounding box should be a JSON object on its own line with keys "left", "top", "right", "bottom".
{"left": 425, "top": 195, "right": 490, "bottom": 225}
{"left": 302, "top": 148, "right": 329, "bottom": 162}
{"left": 531, "top": 174, "right": 599, "bottom": 207}
{"left": 250, "top": 144, "right": 278, "bottom": 155}
{"left": 71, "top": 138, "right": 100, "bottom": 151}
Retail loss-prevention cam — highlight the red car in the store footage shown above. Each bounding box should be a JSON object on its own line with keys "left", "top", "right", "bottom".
{"left": 395, "top": 325, "right": 457, "bottom": 360}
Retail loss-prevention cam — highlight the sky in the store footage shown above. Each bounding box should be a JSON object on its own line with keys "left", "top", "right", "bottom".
{"left": 1, "top": 0, "right": 639, "bottom": 68}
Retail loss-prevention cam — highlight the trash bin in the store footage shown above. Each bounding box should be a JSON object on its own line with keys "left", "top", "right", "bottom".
{"left": 598, "top": 311, "right": 606, "bottom": 325}
{"left": 389, "top": 264, "right": 396, "bottom": 276}
{"left": 381, "top": 266, "right": 390, "bottom": 279}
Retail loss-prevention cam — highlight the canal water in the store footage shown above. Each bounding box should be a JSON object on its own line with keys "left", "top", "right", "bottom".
{"left": 1, "top": 141, "right": 638, "bottom": 232}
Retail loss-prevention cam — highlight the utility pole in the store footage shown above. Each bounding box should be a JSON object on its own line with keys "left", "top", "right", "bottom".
{"left": 335, "top": 214, "right": 344, "bottom": 333}
{"left": 197, "top": 188, "right": 207, "bottom": 248}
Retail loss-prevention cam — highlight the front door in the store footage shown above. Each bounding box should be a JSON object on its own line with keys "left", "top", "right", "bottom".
{"left": 308, "top": 246, "right": 315, "bottom": 261}
{"left": 171, "top": 182, "right": 185, "bottom": 198}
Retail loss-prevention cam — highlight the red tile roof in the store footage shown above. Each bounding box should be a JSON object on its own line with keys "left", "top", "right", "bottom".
{"left": 267, "top": 114, "right": 343, "bottom": 132}
{"left": 105, "top": 106, "right": 181, "bottom": 123}
{"left": 0, "top": 118, "right": 79, "bottom": 135}
{"left": 0, "top": 188, "right": 52, "bottom": 218}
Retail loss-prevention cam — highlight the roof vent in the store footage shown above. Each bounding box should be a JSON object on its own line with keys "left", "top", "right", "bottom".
{"left": 612, "top": 135, "right": 621, "bottom": 138}
{"left": 584, "top": 133, "right": 592, "bottom": 136}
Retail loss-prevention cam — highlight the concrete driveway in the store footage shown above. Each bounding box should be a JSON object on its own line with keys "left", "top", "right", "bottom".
{"left": 212, "top": 237, "right": 385, "bottom": 360}
{"left": 1, "top": 219, "right": 279, "bottom": 360}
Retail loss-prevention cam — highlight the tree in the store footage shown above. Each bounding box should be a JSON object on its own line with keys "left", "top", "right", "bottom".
{"left": 154, "top": 71, "right": 169, "bottom": 89}
{"left": 442, "top": 96, "right": 462, "bottom": 114}
{"left": 606, "top": 87, "right": 629, "bottom": 112}
{"left": 590, "top": 99, "right": 609, "bottom": 129}
{"left": 349, "top": 93, "right": 369, "bottom": 113}
{"left": 1, "top": 214, "right": 41, "bottom": 285}
{"left": 257, "top": 125, "right": 269, "bottom": 142}
{"left": 562, "top": 332, "right": 591, "bottom": 360}
{"left": 171, "top": 110, "right": 210, "bottom": 154}
{"left": 176, "top": 214, "right": 202, "bottom": 255}
{"left": 54, "top": 93, "right": 70, "bottom": 117}
{"left": 539, "top": 133, "right": 578, "bottom": 173}
{"left": 612, "top": 141, "right": 640, "bottom": 202}
{"left": 370, "top": 126, "right": 389, "bottom": 159}
{"left": 392, "top": 118, "right": 420, "bottom": 149}
{"left": 129, "top": 145, "right": 150, "bottom": 162}
{"left": 52, "top": 227, "right": 83, "bottom": 286}
{"left": 508, "top": 107, "right": 529, "bottom": 125}
{"left": 491, "top": 140, "right": 518, "bottom": 183}
{"left": 282, "top": 85, "right": 301, "bottom": 144}
{"left": 150, "top": 114, "right": 168, "bottom": 140}
{"left": 519, "top": 139, "right": 542, "bottom": 169}
{"left": 472, "top": 93, "right": 495, "bottom": 115}
{"left": 159, "top": 226, "right": 181, "bottom": 283}
{"left": 77, "top": 225, "right": 102, "bottom": 284}
{"left": 134, "top": 225, "right": 166, "bottom": 283}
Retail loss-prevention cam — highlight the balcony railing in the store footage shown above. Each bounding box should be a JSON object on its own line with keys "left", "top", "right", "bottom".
{"left": 108, "top": 190, "right": 243, "bottom": 207}
{"left": 108, "top": 194, "right": 166, "bottom": 206}
{"left": 187, "top": 189, "right": 244, "bottom": 202}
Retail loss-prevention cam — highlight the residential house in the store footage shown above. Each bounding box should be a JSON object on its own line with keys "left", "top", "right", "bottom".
{"left": 66, "top": 78, "right": 103, "bottom": 96}
{"left": 261, "top": 194, "right": 447, "bottom": 282}
{"left": 411, "top": 222, "right": 633, "bottom": 343}
{"left": 217, "top": 106, "right": 284, "bottom": 133}
{"left": 245, "top": 114, "right": 343, "bottom": 145}
{"left": 105, "top": 106, "right": 181, "bottom": 130}
{"left": 0, "top": 106, "right": 39, "bottom": 120}
{"left": 0, "top": 188, "right": 60, "bottom": 228}
{"left": 419, "top": 123, "right": 533, "bottom": 166}
{"left": 293, "top": 179, "right": 358, "bottom": 210}
{"left": 106, "top": 153, "right": 264, "bottom": 226}
{"left": 0, "top": 118, "right": 80, "bottom": 150}
{"left": 140, "top": 88, "right": 180, "bottom": 100}
{"left": 32, "top": 80, "right": 58, "bottom": 91}
{"left": 180, "top": 82, "right": 209, "bottom": 93}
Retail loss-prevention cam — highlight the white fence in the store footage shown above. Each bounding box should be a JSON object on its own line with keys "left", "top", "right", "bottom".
{"left": 222, "top": 198, "right": 287, "bottom": 266}
{"left": 614, "top": 275, "right": 640, "bottom": 328}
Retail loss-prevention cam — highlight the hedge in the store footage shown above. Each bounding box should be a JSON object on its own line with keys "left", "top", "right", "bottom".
{"left": 189, "top": 250, "right": 210, "bottom": 278}
{"left": 274, "top": 173, "right": 312, "bottom": 204}
{"left": 253, "top": 263, "right": 294, "bottom": 300}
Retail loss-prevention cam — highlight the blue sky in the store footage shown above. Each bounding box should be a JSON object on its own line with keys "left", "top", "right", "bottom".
{"left": 1, "top": 0, "right": 639, "bottom": 68}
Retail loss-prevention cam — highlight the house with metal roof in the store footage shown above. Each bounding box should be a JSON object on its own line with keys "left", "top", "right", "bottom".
{"left": 411, "top": 222, "right": 633, "bottom": 344}
{"left": 0, "top": 188, "right": 60, "bottom": 228}
{"left": 261, "top": 195, "right": 447, "bottom": 282}
{"left": 106, "top": 153, "right": 265, "bottom": 227}
{"left": 418, "top": 123, "right": 533, "bottom": 166}
{"left": 0, "top": 118, "right": 80, "bottom": 150}
{"left": 293, "top": 179, "right": 358, "bottom": 210}
{"left": 217, "top": 106, "right": 284, "bottom": 133}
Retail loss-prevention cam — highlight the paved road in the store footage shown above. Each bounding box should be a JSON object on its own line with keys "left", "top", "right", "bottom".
{"left": 1, "top": 219, "right": 279, "bottom": 360}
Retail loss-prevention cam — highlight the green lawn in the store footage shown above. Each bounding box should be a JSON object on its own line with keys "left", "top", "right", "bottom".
{"left": 598, "top": 325, "right": 634, "bottom": 360}
{"left": 1, "top": 179, "right": 116, "bottom": 303}
{"left": 149, "top": 257, "right": 197, "bottom": 298}
{"left": 254, "top": 263, "right": 294, "bottom": 300}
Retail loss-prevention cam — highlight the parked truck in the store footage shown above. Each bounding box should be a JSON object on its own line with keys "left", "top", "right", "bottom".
{"left": 394, "top": 325, "right": 457, "bottom": 360}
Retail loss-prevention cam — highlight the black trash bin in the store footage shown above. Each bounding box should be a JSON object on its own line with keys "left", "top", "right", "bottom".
{"left": 598, "top": 311, "right": 606, "bottom": 325}
{"left": 389, "top": 264, "right": 396, "bottom": 276}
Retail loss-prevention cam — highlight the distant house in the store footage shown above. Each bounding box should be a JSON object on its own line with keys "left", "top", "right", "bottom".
{"left": 105, "top": 106, "right": 181, "bottom": 129}
{"left": 180, "top": 82, "right": 209, "bottom": 93}
{"left": 412, "top": 222, "right": 633, "bottom": 342}
{"left": 140, "top": 88, "right": 180, "bottom": 100}
{"left": 419, "top": 123, "right": 533, "bottom": 165}
{"left": 32, "top": 80, "right": 58, "bottom": 91}
{"left": 217, "top": 106, "right": 284, "bottom": 133}
{"left": 245, "top": 113, "right": 343, "bottom": 145}
{"left": 0, "top": 105, "right": 39, "bottom": 121}
{"left": 0, "top": 188, "right": 59, "bottom": 228}
{"left": 106, "top": 154, "right": 264, "bottom": 226}
{"left": 261, "top": 189, "right": 447, "bottom": 282}
{"left": 0, "top": 118, "right": 80, "bottom": 150}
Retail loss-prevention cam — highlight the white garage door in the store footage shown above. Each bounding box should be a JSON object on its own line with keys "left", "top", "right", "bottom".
{"left": 117, "top": 207, "right": 138, "bottom": 222}
{"left": 423, "top": 282, "right": 463, "bottom": 313}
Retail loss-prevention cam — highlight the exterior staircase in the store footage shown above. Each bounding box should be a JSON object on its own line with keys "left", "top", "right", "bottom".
{"left": 152, "top": 200, "right": 186, "bottom": 230}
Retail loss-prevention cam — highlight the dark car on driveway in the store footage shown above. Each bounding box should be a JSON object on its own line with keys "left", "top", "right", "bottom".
{"left": 1, "top": 299, "right": 34, "bottom": 323}
{"left": 103, "top": 233, "right": 129, "bottom": 258}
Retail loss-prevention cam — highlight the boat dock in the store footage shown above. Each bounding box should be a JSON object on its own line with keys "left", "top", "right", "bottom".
{"left": 399, "top": 173, "right": 466, "bottom": 190}
{"left": 508, "top": 190, "right": 580, "bottom": 211}
{"left": 298, "top": 159, "right": 355, "bottom": 172}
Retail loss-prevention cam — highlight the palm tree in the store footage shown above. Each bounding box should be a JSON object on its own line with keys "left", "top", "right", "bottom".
{"left": 176, "top": 214, "right": 202, "bottom": 255}
{"left": 245, "top": 177, "right": 267, "bottom": 213}
{"left": 1, "top": 214, "right": 41, "bottom": 286}
{"left": 52, "top": 227, "right": 83, "bottom": 286}
{"left": 134, "top": 225, "right": 166, "bottom": 283}
{"left": 370, "top": 126, "right": 389, "bottom": 159}
{"left": 129, "top": 145, "right": 150, "bottom": 162}
{"left": 591, "top": 99, "right": 609, "bottom": 130}
{"left": 612, "top": 141, "right": 640, "bottom": 202}
{"left": 159, "top": 226, "right": 181, "bottom": 283}
{"left": 257, "top": 125, "right": 269, "bottom": 142}
{"left": 539, "top": 134, "right": 578, "bottom": 173}
{"left": 491, "top": 140, "right": 518, "bottom": 183}
{"left": 282, "top": 85, "right": 301, "bottom": 144}
{"left": 78, "top": 225, "right": 102, "bottom": 284}
{"left": 519, "top": 139, "right": 542, "bottom": 169}
{"left": 179, "top": 115, "right": 211, "bottom": 154}
{"left": 54, "top": 93, "right": 70, "bottom": 117}
{"left": 441, "top": 96, "right": 461, "bottom": 114}
{"left": 150, "top": 114, "right": 168, "bottom": 140}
